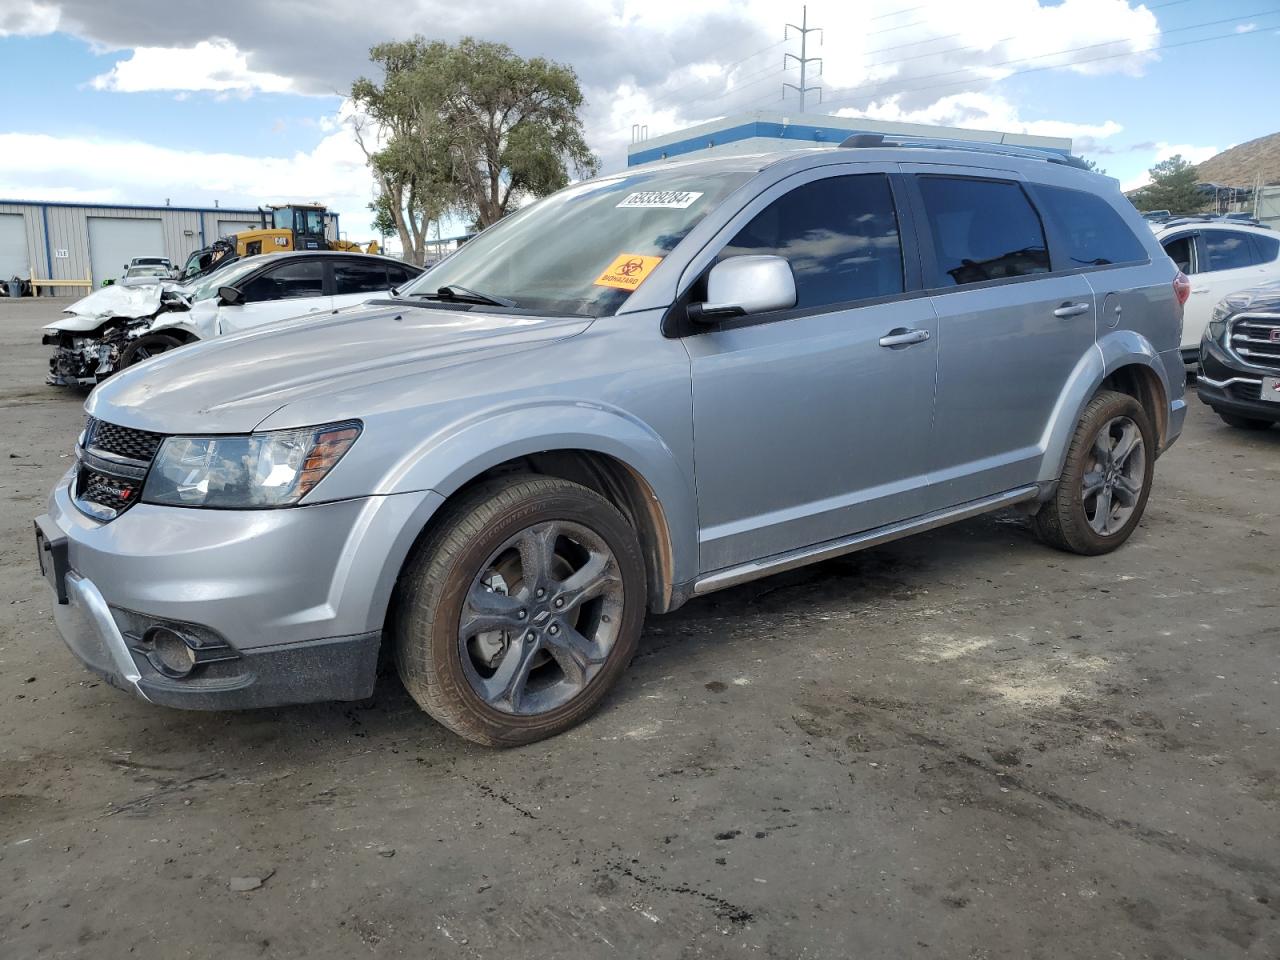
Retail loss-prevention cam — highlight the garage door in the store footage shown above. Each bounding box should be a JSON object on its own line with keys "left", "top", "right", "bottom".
{"left": 0, "top": 214, "right": 28, "bottom": 282}
{"left": 88, "top": 217, "right": 165, "bottom": 287}
{"left": 217, "top": 219, "right": 262, "bottom": 238}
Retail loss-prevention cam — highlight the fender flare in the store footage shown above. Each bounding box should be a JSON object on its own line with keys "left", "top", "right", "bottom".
{"left": 379, "top": 400, "right": 699, "bottom": 591}
{"left": 1036, "top": 331, "right": 1171, "bottom": 486}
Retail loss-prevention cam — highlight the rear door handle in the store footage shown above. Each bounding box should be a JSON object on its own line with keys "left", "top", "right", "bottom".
{"left": 878, "top": 328, "right": 931, "bottom": 348}
{"left": 1053, "top": 302, "right": 1090, "bottom": 319}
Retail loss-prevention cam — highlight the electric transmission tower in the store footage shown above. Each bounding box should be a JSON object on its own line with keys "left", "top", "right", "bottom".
{"left": 783, "top": 6, "right": 823, "bottom": 112}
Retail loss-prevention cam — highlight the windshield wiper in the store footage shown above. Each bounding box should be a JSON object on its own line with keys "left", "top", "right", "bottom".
{"left": 419, "top": 284, "right": 517, "bottom": 308}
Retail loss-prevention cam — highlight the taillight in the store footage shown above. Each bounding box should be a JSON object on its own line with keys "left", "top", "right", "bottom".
{"left": 1173, "top": 271, "right": 1191, "bottom": 306}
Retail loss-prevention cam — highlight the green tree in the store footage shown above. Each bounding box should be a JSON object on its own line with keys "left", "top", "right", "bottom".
{"left": 352, "top": 37, "right": 598, "bottom": 263}
{"left": 1129, "top": 155, "right": 1208, "bottom": 213}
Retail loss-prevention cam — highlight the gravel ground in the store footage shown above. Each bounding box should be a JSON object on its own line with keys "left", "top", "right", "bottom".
{"left": 1, "top": 297, "right": 1277, "bottom": 960}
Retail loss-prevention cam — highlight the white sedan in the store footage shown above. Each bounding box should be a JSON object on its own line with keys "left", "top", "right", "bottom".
{"left": 43, "top": 251, "right": 422, "bottom": 386}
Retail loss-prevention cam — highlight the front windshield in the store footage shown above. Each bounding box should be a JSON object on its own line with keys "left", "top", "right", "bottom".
{"left": 400, "top": 168, "right": 754, "bottom": 316}
{"left": 188, "top": 257, "right": 266, "bottom": 301}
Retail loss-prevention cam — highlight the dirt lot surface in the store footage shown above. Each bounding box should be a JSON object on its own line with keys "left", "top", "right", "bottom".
{"left": 1, "top": 297, "right": 1277, "bottom": 959}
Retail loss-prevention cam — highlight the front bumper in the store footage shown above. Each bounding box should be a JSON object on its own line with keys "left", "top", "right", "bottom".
{"left": 37, "top": 472, "right": 443, "bottom": 710}
{"left": 1197, "top": 337, "right": 1280, "bottom": 423}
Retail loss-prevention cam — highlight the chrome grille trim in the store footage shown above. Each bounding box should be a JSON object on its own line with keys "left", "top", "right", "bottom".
{"left": 1226, "top": 312, "right": 1280, "bottom": 372}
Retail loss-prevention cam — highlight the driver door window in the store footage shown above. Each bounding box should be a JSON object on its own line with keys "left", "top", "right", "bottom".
{"left": 717, "top": 173, "right": 905, "bottom": 310}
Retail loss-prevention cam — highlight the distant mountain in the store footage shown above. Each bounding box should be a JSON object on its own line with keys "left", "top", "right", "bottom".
{"left": 1195, "top": 132, "right": 1280, "bottom": 188}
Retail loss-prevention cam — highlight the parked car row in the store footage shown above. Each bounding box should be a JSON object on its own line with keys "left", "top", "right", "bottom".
{"left": 1151, "top": 218, "right": 1280, "bottom": 359}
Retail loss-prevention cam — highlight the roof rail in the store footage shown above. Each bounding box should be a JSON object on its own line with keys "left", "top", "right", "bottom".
{"left": 837, "top": 131, "right": 1091, "bottom": 170}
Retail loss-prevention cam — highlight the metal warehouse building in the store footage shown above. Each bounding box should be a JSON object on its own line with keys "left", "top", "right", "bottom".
{"left": 0, "top": 200, "right": 340, "bottom": 294}
{"left": 627, "top": 111, "right": 1072, "bottom": 166}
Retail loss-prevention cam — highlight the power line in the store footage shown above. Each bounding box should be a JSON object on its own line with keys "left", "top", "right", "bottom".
{"left": 783, "top": 5, "right": 824, "bottom": 112}
{"left": 643, "top": 38, "right": 787, "bottom": 111}
{"left": 821, "top": 11, "right": 1279, "bottom": 112}
{"left": 820, "top": 7, "right": 1276, "bottom": 112}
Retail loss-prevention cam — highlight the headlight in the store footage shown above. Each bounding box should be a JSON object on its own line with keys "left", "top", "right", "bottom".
{"left": 1206, "top": 302, "right": 1230, "bottom": 346}
{"left": 141, "top": 421, "right": 360, "bottom": 508}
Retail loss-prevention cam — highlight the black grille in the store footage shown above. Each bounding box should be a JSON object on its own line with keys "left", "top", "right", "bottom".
{"left": 78, "top": 467, "right": 142, "bottom": 513}
{"left": 1230, "top": 315, "right": 1280, "bottom": 371}
{"left": 1227, "top": 380, "right": 1263, "bottom": 403}
{"left": 85, "top": 417, "right": 164, "bottom": 462}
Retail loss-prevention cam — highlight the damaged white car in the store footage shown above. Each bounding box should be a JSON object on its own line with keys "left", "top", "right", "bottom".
{"left": 43, "top": 251, "right": 422, "bottom": 386}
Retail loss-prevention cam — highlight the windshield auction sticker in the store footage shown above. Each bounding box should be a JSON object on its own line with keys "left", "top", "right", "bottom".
{"left": 616, "top": 191, "right": 703, "bottom": 209}
{"left": 594, "top": 253, "right": 664, "bottom": 291}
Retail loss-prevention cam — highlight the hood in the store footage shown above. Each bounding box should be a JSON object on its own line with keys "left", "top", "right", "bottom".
{"left": 86, "top": 300, "right": 593, "bottom": 434}
{"left": 46, "top": 283, "right": 188, "bottom": 333}
{"left": 1220, "top": 279, "right": 1280, "bottom": 316}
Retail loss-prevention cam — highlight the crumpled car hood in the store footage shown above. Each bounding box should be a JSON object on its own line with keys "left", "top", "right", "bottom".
{"left": 45, "top": 283, "right": 188, "bottom": 332}
{"left": 1219, "top": 279, "right": 1280, "bottom": 315}
{"left": 86, "top": 300, "right": 594, "bottom": 434}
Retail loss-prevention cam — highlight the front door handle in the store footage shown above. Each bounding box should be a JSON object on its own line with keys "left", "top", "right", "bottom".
{"left": 1192, "top": 287, "right": 1209, "bottom": 294}
{"left": 879, "top": 328, "right": 931, "bottom": 348}
{"left": 1053, "top": 302, "right": 1090, "bottom": 319}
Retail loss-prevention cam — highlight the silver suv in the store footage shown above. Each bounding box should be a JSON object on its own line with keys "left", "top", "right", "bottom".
{"left": 36, "top": 137, "right": 1187, "bottom": 745}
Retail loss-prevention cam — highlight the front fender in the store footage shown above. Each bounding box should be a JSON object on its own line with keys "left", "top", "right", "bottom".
{"left": 374, "top": 400, "right": 698, "bottom": 589}
{"left": 1036, "top": 330, "right": 1173, "bottom": 486}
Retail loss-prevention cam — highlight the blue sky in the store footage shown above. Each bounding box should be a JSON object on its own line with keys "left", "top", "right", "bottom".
{"left": 0, "top": 0, "right": 1276, "bottom": 242}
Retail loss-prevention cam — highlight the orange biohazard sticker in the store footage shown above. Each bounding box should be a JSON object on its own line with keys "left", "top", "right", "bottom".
{"left": 594, "top": 253, "right": 663, "bottom": 291}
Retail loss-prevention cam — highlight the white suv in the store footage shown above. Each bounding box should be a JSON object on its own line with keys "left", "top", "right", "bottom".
{"left": 1153, "top": 219, "right": 1280, "bottom": 360}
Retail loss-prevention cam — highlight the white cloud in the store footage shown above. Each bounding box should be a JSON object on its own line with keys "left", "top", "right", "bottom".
{"left": 0, "top": 105, "right": 379, "bottom": 237}
{"left": 835, "top": 91, "right": 1123, "bottom": 146}
{"left": 1235, "top": 23, "right": 1258, "bottom": 34}
{"left": 89, "top": 39, "right": 299, "bottom": 95}
{"left": 0, "top": 0, "right": 58, "bottom": 36}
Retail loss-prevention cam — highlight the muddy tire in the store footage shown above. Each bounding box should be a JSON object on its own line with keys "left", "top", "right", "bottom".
{"left": 394, "top": 474, "right": 646, "bottom": 747}
{"left": 1216, "top": 411, "right": 1273, "bottom": 431}
{"left": 119, "top": 333, "right": 185, "bottom": 370}
{"left": 1034, "top": 390, "right": 1155, "bottom": 556}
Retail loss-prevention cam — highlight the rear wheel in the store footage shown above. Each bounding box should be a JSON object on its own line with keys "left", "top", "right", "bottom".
{"left": 1216, "top": 411, "right": 1274, "bottom": 431}
{"left": 1034, "top": 390, "right": 1155, "bottom": 556}
{"left": 119, "top": 333, "right": 184, "bottom": 369}
{"left": 394, "top": 474, "right": 646, "bottom": 746}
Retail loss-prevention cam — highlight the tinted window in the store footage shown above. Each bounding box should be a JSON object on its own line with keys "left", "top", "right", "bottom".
{"left": 1250, "top": 232, "right": 1280, "bottom": 264}
{"left": 334, "top": 260, "right": 390, "bottom": 295}
{"left": 1202, "top": 231, "right": 1255, "bottom": 271}
{"left": 719, "top": 174, "right": 904, "bottom": 310}
{"left": 1035, "top": 185, "right": 1147, "bottom": 267}
{"left": 917, "top": 177, "right": 1050, "bottom": 285}
{"left": 388, "top": 264, "right": 420, "bottom": 286}
{"left": 240, "top": 260, "right": 324, "bottom": 303}
{"left": 1162, "top": 235, "right": 1194, "bottom": 274}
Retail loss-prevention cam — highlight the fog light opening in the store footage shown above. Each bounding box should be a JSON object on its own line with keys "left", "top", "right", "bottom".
{"left": 144, "top": 626, "right": 198, "bottom": 678}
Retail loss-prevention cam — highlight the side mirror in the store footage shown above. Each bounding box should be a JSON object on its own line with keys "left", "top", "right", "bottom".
{"left": 688, "top": 255, "right": 796, "bottom": 323}
{"left": 218, "top": 285, "right": 243, "bottom": 306}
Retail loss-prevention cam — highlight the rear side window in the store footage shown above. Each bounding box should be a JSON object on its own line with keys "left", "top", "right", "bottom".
{"left": 1250, "top": 232, "right": 1280, "bottom": 264}
{"left": 1035, "top": 185, "right": 1148, "bottom": 267}
{"left": 917, "top": 177, "right": 1050, "bottom": 286}
{"left": 334, "top": 260, "right": 390, "bottom": 295}
{"left": 241, "top": 260, "right": 324, "bottom": 302}
{"left": 1202, "top": 231, "right": 1256, "bottom": 271}
{"left": 718, "top": 173, "right": 905, "bottom": 310}
{"left": 1162, "top": 235, "right": 1194, "bottom": 274}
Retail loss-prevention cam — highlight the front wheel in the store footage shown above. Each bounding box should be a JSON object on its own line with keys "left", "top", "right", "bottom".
{"left": 394, "top": 474, "right": 647, "bottom": 746}
{"left": 119, "top": 333, "right": 184, "bottom": 370}
{"left": 1034, "top": 390, "right": 1155, "bottom": 556}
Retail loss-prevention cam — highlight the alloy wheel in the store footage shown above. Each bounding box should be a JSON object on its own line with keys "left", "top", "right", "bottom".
{"left": 457, "top": 520, "right": 625, "bottom": 716}
{"left": 1082, "top": 415, "right": 1146, "bottom": 536}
